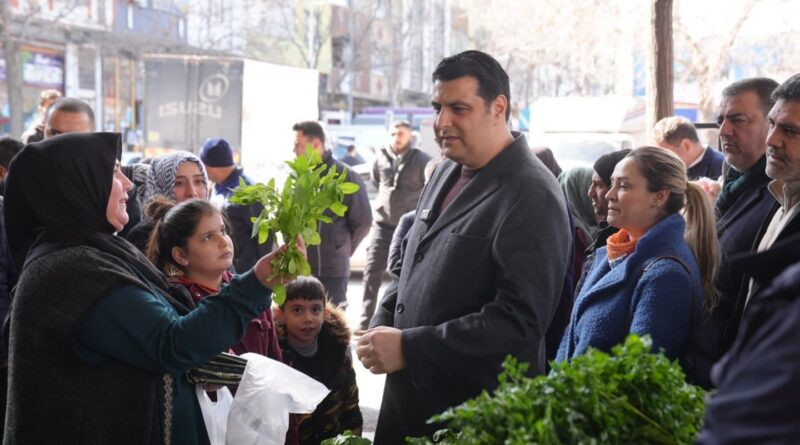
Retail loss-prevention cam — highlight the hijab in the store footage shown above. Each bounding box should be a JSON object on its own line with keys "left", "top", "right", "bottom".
{"left": 558, "top": 166, "right": 598, "bottom": 242}
{"left": 4, "top": 132, "right": 178, "bottom": 305}
{"left": 144, "top": 151, "right": 208, "bottom": 203}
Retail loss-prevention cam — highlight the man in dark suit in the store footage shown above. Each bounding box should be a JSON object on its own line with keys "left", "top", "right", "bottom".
{"left": 695, "top": 77, "right": 779, "bottom": 388}
{"left": 653, "top": 115, "right": 725, "bottom": 180}
{"left": 356, "top": 50, "right": 571, "bottom": 442}
{"left": 697, "top": 73, "right": 800, "bottom": 442}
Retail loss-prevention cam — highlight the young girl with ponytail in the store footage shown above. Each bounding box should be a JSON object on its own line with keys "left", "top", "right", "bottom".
{"left": 557, "top": 146, "right": 719, "bottom": 383}
{"left": 146, "top": 197, "right": 303, "bottom": 443}
{"left": 146, "top": 196, "right": 284, "bottom": 361}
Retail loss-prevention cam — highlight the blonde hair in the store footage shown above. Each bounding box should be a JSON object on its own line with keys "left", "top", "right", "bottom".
{"left": 652, "top": 115, "right": 700, "bottom": 146}
{"left": 627, "top": 146, "right": 720, "bottom": 310}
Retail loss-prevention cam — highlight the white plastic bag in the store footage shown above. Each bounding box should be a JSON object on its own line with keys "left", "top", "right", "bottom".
{"left": 196, "top": 386, "right": 234, "bottom": 445}
{"left": 226, "top": 352, "right": 330, "bottom": 445}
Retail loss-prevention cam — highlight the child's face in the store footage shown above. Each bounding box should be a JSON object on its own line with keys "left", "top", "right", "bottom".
{"left": 173, "top": 212, "right": 233, "bottom": 278}
{"left": 281, "top": 299, "right": 324, "bottom": 347}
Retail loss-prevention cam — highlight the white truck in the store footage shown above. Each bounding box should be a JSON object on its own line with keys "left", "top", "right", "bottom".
{"left": 143, "top": 55, "right": 319, "bottom": 183}
{"left": 524, "top": 95, "right": 646, "bottom": 171}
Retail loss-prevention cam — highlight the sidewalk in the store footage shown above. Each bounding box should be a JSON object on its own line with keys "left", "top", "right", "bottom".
{"left": 343, "top": 276, "right": 386, "bottom": 441}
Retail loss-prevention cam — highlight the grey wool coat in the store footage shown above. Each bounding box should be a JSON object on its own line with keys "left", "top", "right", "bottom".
{"left": 370, "top": 133, "right": 572, "bottom": 443}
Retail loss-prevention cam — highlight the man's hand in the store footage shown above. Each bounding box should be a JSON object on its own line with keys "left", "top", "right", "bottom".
{"left": 355, "top": 326, "right": 406, "bottom": 374}
{"left": 693, "top": 177, "right": 722, "bottom": 201}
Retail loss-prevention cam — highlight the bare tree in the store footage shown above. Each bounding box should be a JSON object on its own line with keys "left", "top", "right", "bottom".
{"left": 463, "top": 0, "right": 643, "bottom": 109}
{"left": 244, "top": 0, "right": 334, "bottom": 69}
{"left": 330, "top": 0, "right": 383, "bottom": 114}
{"left": 371, "top": 0, "right": 415, "bottom": 106}
{"left": 673, "top": 0, "right": 760, "bottom": 121}
{"left": 0, "top": 0, "right": 79, "bottom": 137}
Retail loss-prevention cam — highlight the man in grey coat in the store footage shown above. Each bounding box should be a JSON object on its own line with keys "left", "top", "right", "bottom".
{"left": 356, "top": 50, "right": 571, "bottom": 443}
{"left": 359, "top": 120, "right": 431, "bottom": 330}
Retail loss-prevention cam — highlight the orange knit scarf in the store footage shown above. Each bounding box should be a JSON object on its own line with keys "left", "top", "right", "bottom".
{"left": 606, "top": 229, "right": 638, "bottom": 261}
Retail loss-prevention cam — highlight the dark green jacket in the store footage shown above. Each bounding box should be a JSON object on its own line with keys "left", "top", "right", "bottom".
{"left": 6, "top": 245, "right": 270, "bottom": 444}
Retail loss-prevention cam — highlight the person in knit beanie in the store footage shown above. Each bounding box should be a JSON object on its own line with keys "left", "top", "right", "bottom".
{"left": 200, "top": 138, "right": 253, "bottom": 200}
{"left": 199, "top": 138, "right": 274, "bottom": 273}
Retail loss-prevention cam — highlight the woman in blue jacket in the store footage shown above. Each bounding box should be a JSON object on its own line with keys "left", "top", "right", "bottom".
{"left": 557, "top": 146, "right": 719, "bottom": 379}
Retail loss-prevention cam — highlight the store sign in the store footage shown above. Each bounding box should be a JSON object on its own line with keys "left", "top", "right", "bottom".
{"left": 0, "top": 48, "right": 64, "bottom": 87}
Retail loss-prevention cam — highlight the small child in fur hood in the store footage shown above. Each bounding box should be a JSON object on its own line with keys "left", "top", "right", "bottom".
{"left": 274, "top": 276, "right": 363, "bottom": 444}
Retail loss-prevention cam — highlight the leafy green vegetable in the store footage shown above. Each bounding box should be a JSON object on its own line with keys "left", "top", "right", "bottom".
{"left": 321, "top": 430, "right": 372, "bottom": 445}
{"left": 230, "top": 145, "right": 360, "bottom": 304}
{"left": 413, "top": 335, "right": 707, "bottom": 445}
{"left": 321, "top": 336, "right": 706, "bottom": 445}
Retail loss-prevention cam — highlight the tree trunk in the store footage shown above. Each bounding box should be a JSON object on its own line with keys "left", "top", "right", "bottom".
{"left": 1, "top": 0, "right": 25, "bottom": 138}
{"left": 647, "top": 0, "right": 673, "bottom": 141}
{"left": 346, "top": 0, "right": 356, "bottom": 119}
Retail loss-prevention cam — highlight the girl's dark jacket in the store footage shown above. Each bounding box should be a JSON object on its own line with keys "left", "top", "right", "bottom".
{"left": 276, "top": 304, "right": 363, "bottom": 444}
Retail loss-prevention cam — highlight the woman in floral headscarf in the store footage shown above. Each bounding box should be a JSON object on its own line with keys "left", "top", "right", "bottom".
{"left": 126, "top": 151, "right": 209, "bottom": 252}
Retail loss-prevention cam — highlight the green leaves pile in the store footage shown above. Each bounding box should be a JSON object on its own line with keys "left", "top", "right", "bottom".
{"left": 418, "top": 335, "right": 707, "bottom": 445}
{"left": 230, "top": 146, "right": 360, "bottom": 304}
{"left": 321, "top": 431, "right": 371, "bottom": 445}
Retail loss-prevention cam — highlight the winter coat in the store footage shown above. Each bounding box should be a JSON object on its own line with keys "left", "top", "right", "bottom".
{"left": 696, "top": 158, "right": 775, "bottom": 386}
{"left": 6, "top": 247, "right": 271, "bottom": 444}
{"left": 687, "top": 147, "right": 725, "bottom": 181}
{"left": 372, "top": 146, "right": 431, "bottom": 226}
{"left": 0, "top": 198, "right": 17, "bottom": 361}
{"left": 277, "top": 304, "right": 362, "bottom": 444}
{"left": 176, "top": 272, "right": 282, "bottom": 360}
{"left": 307, "top": 151, "right": 372, "bottom": 278}
{"left": 556, "top": 213, "right": 703, "bottom": 376}
{"left": 214, "top": 167, "right": 252, "bottom": 199}
{"left": 370, "top": 133, "right": 571, "bottom": 442}
{"left": 698, "top": 232, "right": 800, "bottom": 444}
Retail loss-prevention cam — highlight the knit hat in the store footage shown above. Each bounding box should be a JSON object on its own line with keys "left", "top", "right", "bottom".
{"left": 593, "top": 148, "right": 632, "bottom": 188}
{"left": 200, "top": 138, "right": 234, "bottom": 167}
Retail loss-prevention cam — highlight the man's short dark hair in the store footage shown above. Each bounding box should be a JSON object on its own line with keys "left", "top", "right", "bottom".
{"left": 722, "top": 77, "right": 779, "bottom": 117}
{"left": 393, "top": 120, "right": 412, "bottom": 130}
{"left": 292, "top": 121, "right": 326, "bottom": 144}
{"left": 432, "top": 50, "right": 511, "bottom": 121}
{"left": 46, "top": 97, "right": 96, "bottom": 126}
{"left": 347, "top": 144, "right": 357, "bottom": 153}
{"left": 653, "top": 116, "right": 700, "bottom": 146}
{"left": 772, "top": 73, "right": 800, "bottom": 103}
{"left": 0, "top": 137, "right": 24, "bottom": 168}
{"left": 282, "top": 276, "right": 327, "bottom": 306}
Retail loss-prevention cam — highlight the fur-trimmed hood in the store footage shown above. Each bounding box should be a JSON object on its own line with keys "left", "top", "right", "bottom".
{"left": 274, "top": 302, "right": 351, "bottom": 347}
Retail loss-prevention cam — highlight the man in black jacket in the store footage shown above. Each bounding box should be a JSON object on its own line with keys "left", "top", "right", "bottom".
{"left": 653, "top": 115, "right": 724, "bottom": 180}
{"left": 695, "top": 77, "right": 779, "bottom": 388}
{"left": 697, "top": 233, "right": 800, "bottom": 444}
{"left": 359, "top": 121, "right": 430, "bottom": 330}
{"left": 292, "top": 121, "right": 372, "bottom": 307}
{"left": 698, "top": 72, "right": 800, "bottom": 433}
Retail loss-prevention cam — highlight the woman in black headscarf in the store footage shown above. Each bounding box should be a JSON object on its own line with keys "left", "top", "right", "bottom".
{"left": 3, "top": 133, "right": 299, "bottom": 444}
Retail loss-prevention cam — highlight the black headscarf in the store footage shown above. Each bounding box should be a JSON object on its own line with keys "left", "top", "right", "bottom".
{"left": 593, "top": 149, "right": 632, "bottom": 188}
{"left": 4, "top": 132, "right": 176, "bottom": 303}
